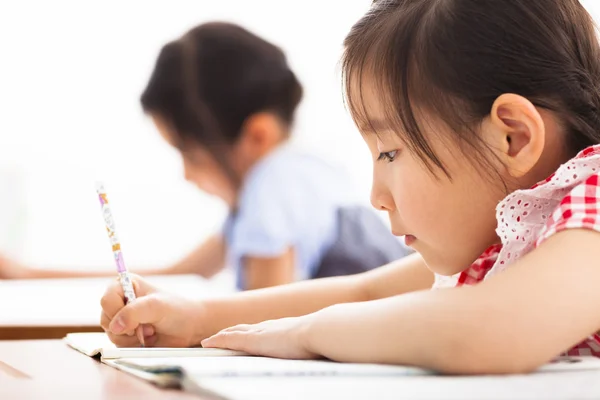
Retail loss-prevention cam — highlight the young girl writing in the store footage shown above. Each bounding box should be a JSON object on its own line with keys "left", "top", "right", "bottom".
{"left": 100, "top": 0, "right": 600, "bottom": 373}
{"left": 0, "top": 22, "right": 408, "bottom": 290}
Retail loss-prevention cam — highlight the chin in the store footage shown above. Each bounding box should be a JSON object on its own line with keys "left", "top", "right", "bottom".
{"left": 419, "top": 251, "right": 465, "bottom": 276}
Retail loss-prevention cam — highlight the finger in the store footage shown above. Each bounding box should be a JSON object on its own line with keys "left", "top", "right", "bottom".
{"left": 105, "top": 327, "right": 154, "bottom": 347}
{"left": 100, "top": 275, "right": 157, "bottom": 320}
{"left": 100, "top": 311, "right": 112, "bottom": 331}
{"left": 101, "top": 310, "right": 137, "bottom": 337}
{"left": 108, "top": 295, "right": 163, "bottom": 334}
{"left": 142, "top": 324, "right": 155, "bottom": 338}
{"left": 142, "top": 333, "right": 159, "bottom": 348}
{"left": 201, "top": 331, "right": 250, "bottom": 351}
{"left": 100, "top": 282, "right": 125, "bottom": 321}
{"left": 219, "top": 324, "right": 253, "bottom": 333}
{"left": 107, "top": 332, "right": 142, "bottom": 348}
{"left": 128, "top": 274, "right": 159, "bottom": 297}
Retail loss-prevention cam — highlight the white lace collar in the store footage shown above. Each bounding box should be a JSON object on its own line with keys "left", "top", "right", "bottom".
{"left": 433, "top": 145, "right": 600, "bottom": 288}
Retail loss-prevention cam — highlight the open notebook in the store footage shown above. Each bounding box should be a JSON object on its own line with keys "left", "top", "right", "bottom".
{"left": 65, "top": 332, "right": 600, "bottom": 397}
{"left": 64, "top": 332, "right": 432, "bottom": 391}
{"left": 64, "top": 332, "right": 249, "bottom": 388}
{"left": 65, "top": 332, "right": 247, "bottom": 360}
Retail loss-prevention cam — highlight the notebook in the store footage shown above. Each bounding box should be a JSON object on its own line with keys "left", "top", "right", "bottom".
{"left": 65, "top": 332, "right": 247, "bottom": 360}
{"left": 64, "top": 332, "right": 249, "bottom": 387}
{"left": 64, "top": 332, "right": 432, "bottom": 391}
{"left": 64, "top": 332, "right": 600, "bottom": 397}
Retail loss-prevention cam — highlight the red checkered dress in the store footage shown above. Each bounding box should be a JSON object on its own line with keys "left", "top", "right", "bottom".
{"left": 455, "top": 145, "right": 600, "bottom": 356}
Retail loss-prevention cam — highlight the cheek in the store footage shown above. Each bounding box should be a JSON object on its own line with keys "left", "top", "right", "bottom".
{"left": 389, "top": 166, "right": 443, "bottom": 227}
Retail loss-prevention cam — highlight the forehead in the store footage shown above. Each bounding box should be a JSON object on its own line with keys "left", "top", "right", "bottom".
{"left": 347, "top": 72, "right": 394, "bottom": 134}
{"left": 151, "top": 113, "right": 178, "bottom": 146}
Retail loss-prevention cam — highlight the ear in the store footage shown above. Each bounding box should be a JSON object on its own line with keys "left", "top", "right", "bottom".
{"left": 488, "top": 93, "right": 545, "bottom": 178}
{"left": 234, "top": 113, "right": 285, "bottom": 160}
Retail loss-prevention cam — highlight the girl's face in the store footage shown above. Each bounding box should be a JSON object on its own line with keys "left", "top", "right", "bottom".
{"left": 151, "top": 112, "right": 287, "bottom": 207}
{"left": 358, "top": 91, "right": 510, "bottom": 276}
{"left": 152, "top": 115, "right": 237, "bottom": 206}
{"left": 363, "top": 130, "right": 504, "bottom": 275}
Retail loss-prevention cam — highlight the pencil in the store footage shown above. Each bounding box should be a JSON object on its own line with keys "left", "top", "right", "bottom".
{"left": 95, "top": 182, "right": 145, "bottom": 347}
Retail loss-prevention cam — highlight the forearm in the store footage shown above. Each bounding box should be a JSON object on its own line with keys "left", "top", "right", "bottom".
{"left": 197, "top": 273, "right": 368, "bottom": 339}
{"left": 19, "top": 267, "right": 115, "bottom": 279}
{"left": 167, "top": 234, "right": 225, "bottom": 278}
{"left": 197, "top": 252, "right": 433, "bottom": 340}
{"left": 17, "top": 264, "right": 195, "bottom": 279}
{"left": 18, "top": 259, "right": 213, "bottom": 280}
{"left": 304, "top": 287, "right": 514, "bottom": 374}
{"left": 361, "top": 252, "right": 433, "bottom": 300}
{"left": 306, "top": 231, "right": 600, "bottom": 374}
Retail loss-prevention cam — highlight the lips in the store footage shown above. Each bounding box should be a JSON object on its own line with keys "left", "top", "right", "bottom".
{"left": 404, "top": 235, "right": 416, "bottom": 246}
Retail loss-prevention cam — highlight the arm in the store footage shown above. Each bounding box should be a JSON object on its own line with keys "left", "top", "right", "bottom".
{"left": 0, "top": 234, "right": 225, "bottom": 280}
{"left": 303, "top": 229, "right": 600, "bottom": 374}
{"left": 102, "top": 251, "right": 433, "bottom": 346}
{"left": 156, "top": 234, "right": 225, "bottom": 278}
{"left": 242, "top": 248, "right": 296, "bottom": 290}
{"left": 0, "top": 254, "right": 115, "bottom": 279}
{"left": 199, "top": 252, "right": 432, "bottom": 337}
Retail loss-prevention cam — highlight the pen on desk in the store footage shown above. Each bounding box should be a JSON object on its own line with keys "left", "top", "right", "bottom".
{"left": 95, "top": 182, "right": 145, "bottom": 347}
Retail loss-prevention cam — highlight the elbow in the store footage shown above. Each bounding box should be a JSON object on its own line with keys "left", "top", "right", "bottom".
{"left": 447, "top": 351, "right": 541, "bottom": 376}
{"left": 431, "top": 337, "right": 547, "bottom": 375}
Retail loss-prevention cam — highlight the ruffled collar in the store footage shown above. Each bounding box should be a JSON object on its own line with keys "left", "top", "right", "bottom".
{"left": 433, "top": 145, "right": 600, "bottom": 288}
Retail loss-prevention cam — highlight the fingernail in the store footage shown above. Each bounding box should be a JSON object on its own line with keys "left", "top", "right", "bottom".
{"left": 110, "top": 317, "right": 125, "bottom": 333}
{"left": 142, "top": 325, "right": 154, "bottom": 337}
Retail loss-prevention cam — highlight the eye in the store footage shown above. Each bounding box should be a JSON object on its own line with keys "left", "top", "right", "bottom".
{"left": 377, "top": 150, "right": 398, "bottom": 162}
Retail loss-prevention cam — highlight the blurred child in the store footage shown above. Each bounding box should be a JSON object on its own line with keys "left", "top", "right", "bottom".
{"left": 0, "top": 22, "right": 408, "bottom": 290}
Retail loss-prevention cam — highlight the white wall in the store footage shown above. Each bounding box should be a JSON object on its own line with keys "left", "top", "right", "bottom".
{"left": 0, "top": 0, "right": 372, "bottom": 269}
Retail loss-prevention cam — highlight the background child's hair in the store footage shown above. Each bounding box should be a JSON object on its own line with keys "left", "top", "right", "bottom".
{"left": 342, "top": 0, "right": 600, "bottom": 179}
{"left": 141, "top": 22, "right": 303, "bottom": 157}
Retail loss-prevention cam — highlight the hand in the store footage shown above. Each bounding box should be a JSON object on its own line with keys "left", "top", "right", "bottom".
{"left": 0, "top": 253, "right": 30, "bottom": 279}
{"left": 100, "top": 274, "right": 205, "bottom": 347}
{"left": 201, "top": 315, "right": 319, "bottom": 360}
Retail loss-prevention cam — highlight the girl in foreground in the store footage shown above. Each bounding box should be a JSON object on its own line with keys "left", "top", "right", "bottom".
{"left": 101, "top": 0, "right": 600, "bottom": 373}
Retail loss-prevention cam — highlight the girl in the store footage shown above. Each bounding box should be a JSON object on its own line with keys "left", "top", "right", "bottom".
{"left": 0, "top": 22, "right": 408, "bottom": 290}
{"left": 100, "top": 0, "right": 600, "bottom": 373}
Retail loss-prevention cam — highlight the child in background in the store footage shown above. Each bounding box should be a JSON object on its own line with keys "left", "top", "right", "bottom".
{"left": 100, "top": 0, "right": 600, "bottom": 374}
{"left": 0, "top": 22, "right": 409, "bottom": 290}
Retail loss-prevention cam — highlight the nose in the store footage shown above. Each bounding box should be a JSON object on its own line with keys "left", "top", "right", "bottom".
{"left": 370, "top": 175, "right": 395, "bottom": 212}
{"left": 182, "top": 159, "right": 195, "bottom": 183}
{"left": 183, "top": 169, "right": 193, "bottom": 183}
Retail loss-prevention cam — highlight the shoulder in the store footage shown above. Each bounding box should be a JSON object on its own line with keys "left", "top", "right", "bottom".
{"left": 479, "top": 145, "right": 600, "bottom": 281}
{"left": 240, "top": 145, "right": 354, "bottom": 206}
{"left": 536, "top": 147, "right": 600, "bottom": 246}
{"left": 248, "top": 146, "right": 343, "bottom": 182}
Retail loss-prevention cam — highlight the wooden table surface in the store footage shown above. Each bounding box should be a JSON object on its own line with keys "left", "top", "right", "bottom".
{"left": 3, "top": 340, "right": 600, "bottom": 400}
{"left": 0, "top": 339, "right": 204, "bottom": 399}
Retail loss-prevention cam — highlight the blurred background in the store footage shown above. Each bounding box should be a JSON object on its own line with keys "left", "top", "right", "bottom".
{"left": 0, "top": 0, "right": 599, "bottom": 272}
{"left": 0, "top": 0, "right": 373, "bottom": 271}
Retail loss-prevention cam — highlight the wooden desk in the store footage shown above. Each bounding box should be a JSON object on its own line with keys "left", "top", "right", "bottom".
{"left": 2, "top": 340, "right": 600, "bottom": 400}
{"left": 0, "top": 339, "right": 201, "bottom": 399}
{"left": 0, "top": 274, "right": 234, "bottom": 340}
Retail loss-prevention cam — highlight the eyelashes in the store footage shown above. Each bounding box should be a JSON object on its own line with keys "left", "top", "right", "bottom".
{"left": 377, "top": 150, "right": 398, "bottom": 162}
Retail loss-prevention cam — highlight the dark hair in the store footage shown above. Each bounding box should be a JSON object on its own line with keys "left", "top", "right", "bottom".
{"left": 342, "top": 0, "right": 600, "bottom": 178}
{"left": 141, "top": 22, "right": 303, "bottom": 154}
